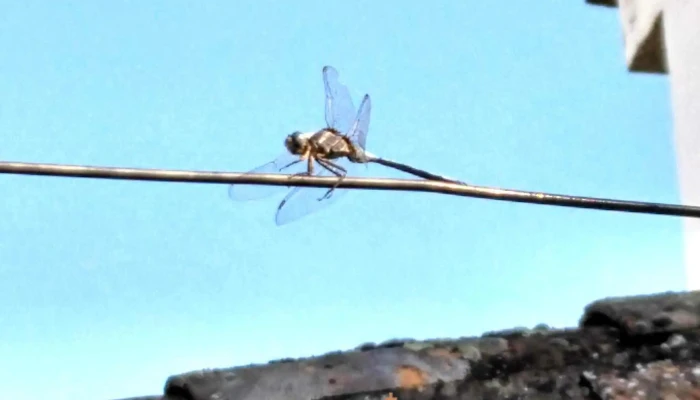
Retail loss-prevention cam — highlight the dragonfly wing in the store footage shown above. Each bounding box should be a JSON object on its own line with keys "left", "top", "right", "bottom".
{"left": 323, "top": 66, "right": 356, "bottom": 135}
{"left": 346, "top": 94, "right": 372, "bottom": 150}
{"left": 274, "top": 157, "right": 360, "bottom": 226}
{"left": 228, "top": 152, "right": 307, "bottom": 201}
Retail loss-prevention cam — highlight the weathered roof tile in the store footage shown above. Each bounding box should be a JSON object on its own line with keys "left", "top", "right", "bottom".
{"left": 581, "top": 291, "right": 700, "bottom": 339}
{"left": 117, "top": 290, "right": 700, "bottom": 400}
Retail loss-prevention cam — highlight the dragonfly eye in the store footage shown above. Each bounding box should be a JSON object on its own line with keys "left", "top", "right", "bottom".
{"left": 285, "top": 132, "right": 304, "bottom": 154}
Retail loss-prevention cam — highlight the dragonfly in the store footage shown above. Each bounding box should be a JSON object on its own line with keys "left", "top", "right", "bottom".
{"left": 229, "top": 65, "right": 461, "bottom": 225}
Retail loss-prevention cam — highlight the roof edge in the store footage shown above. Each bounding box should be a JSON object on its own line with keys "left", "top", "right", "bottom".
{"left": 586, "top": 0, "right": 617, "bottom": 8}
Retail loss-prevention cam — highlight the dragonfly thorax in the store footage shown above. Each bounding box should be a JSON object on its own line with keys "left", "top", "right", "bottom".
{"left": 310, "top": 128, "right": 367, "bottom": 162}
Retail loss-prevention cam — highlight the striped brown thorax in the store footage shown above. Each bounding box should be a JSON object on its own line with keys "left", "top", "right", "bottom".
{"left": 284, "top": 129, "right": 367, "bottom": 164}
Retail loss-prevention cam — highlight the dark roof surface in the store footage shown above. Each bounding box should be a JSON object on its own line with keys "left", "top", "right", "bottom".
{"left": 117, "top": 290, "right": 700, "bottom": 400}
{"left": 585, "top": 0, "right": 617, "bottom": 7}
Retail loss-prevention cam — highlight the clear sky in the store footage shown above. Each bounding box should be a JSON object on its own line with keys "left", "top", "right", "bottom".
{"left": 0, "top": 1, "right": 686, "bottom": 399}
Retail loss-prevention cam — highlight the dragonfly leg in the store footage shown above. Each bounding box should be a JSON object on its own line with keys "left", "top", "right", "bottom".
{"left": 279, "top": 158, "right": 303, "bottom": 172}
{"left": 308, "top": 156, "right": 314, "bottom": 176}
{"left": 287, "top": 157, "right": 314, "bottom": 178}
{"left": 316, "top": 158, "right": 347, "bottom": 201}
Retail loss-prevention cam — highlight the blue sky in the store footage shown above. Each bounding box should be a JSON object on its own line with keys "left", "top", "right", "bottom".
{"left": 0, "top": 1, "right": 686, "bottom": 399}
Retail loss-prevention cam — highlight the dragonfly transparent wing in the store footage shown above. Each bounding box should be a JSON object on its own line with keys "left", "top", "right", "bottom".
{"left": 345, "top": 94, "right": 372, "bottom": 150}
{"left": 323, "top": 66, "right": 356, "bottom": 135}
{"left": 228, "top": 152, "right": 307, "bottom": 201}
{"left": 274, "top": 156, "right": 362, "bottom": 226}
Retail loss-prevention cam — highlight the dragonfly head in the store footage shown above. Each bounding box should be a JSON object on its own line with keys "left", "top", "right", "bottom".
{"left": 284, "top": 131, "right": 310, "bottom": 156}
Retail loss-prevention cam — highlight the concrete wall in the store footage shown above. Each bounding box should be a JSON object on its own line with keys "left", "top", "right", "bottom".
{"left": 586, "top": 0, "right": 700, "bottom": 290}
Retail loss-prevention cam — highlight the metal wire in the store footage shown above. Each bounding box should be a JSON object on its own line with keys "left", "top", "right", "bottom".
{"left": 0, "top": 160, "right": 698, "bottom": 218}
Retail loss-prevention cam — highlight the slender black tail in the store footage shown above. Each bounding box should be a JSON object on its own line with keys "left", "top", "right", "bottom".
{"left": 367, "top": 157, "right": 464, "bottom": 184}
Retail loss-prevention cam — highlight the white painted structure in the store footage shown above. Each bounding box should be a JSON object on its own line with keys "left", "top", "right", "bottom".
{"left": 587, "top": 0, "right": 700, "bottom": 290}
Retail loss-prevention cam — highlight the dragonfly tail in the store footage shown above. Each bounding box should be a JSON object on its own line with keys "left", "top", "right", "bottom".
{"left": 368, "top": 156, "right": 464, "bottom": 184}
